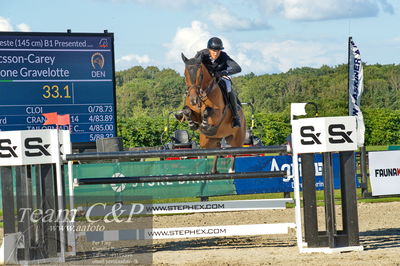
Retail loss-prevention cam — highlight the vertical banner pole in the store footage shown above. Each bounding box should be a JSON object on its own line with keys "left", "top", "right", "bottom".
{"left": 347, "top": 36, "right": 352, "bottom": 114}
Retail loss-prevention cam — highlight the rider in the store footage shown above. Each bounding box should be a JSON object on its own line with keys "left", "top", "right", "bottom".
{"left": 195, "top": 37, "right": 242, "bottom": 128}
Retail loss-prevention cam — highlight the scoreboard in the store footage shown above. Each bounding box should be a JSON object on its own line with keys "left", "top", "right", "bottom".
{"left": 0, "top": 32, "right": 117, "bottom": 148}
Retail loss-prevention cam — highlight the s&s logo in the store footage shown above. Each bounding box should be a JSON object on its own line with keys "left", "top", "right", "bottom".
{"left": 292, "top": 116, "right": 357, "bottom": 153}
{"left": 24, "top": 137, "right": 51, "bottom": 157}
{"left": 91, "top": 52, "right": 104, "bottom": 69}
{"left": 300, "top": 126, "right": 322, "bottom": 145}
{"left": 328, "top": 124, "right": 353, "bottom": 144}
{"left": 0, "top": 139, "right": 18, "bottom": 158}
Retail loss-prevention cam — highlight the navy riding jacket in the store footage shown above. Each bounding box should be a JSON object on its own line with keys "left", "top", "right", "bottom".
{"left": 195, "top": 49, "right": 241, "bottom": 77}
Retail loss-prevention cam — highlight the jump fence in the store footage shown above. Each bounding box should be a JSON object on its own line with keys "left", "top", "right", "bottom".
{"left": 67, "top": 145, "right": 296, "bottom": 245}
{"left": 0, "top": 109, "right": 366, "bottom": 264}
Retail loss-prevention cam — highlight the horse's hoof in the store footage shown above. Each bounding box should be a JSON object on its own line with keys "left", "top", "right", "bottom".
{"left": 200, "top": 125, "right": 218, "bottom": 136}
{"left": 174, "top": 112, "right": 184, "bottom": 121}
{"left": 189, "top": 123, "right": 199, "bottom": 130}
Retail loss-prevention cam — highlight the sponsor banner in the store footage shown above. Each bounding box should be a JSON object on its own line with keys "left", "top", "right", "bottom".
{"left": 349, "top": 38, "right": 365, "bottom": 147}
{"left": 84, "top": 223, "right": 296, "bottom": 241}
{"left": 82, "top": 199, "right": 293, "bottom": 216}
{"left": 0, "top": 129, "right": 70, "bottom": 166}
{"left": 72, "top": 158, "right": 236, "bottom": 200}
{"left": 69, "top": 154, "right": 359, "bottom": 199}
{"left": 291, "top": 116, "right": 357, "bottom": 153}
{"left": 369, "top": 150, "right": 400, "bottom": 196}
{"left": 234, "top": 154, "right": 359, "bottom": 194}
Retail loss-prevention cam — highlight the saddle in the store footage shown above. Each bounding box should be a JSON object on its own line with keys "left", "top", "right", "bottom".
{"left": 217, "top": 79, "right": 242, "bottom": 108}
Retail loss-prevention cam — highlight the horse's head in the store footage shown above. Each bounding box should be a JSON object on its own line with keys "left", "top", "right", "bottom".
{"left": 181, "top": 53, "right": 209, "bottom": 106}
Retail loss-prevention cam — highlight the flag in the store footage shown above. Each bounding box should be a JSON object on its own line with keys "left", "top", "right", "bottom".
{"left": 349, "top": 37, "right": 365, "bottom": 147}
{"left": 42, "top": 112, "right": 71, "bottom": 126}
{"left": 57, "top": 114, "right": 71, "bottom": 126}
{"left": 42, "top": 112, "right": 58, "bottom": 125}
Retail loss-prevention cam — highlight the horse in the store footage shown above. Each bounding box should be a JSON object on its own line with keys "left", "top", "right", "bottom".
{"left": 180, "top": 53, "right": 246, "bottom": 148}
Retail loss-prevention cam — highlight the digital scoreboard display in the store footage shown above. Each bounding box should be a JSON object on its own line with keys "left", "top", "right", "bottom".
{"left": 0, "top": 32, "right": 117, "bottom": 148}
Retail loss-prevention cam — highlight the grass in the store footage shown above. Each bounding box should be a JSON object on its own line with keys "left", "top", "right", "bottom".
{"left": 365, "top": 145, "right": 388, "bottom": 151}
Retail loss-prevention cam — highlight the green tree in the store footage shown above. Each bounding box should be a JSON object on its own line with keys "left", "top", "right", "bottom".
{"left": 115, "top": 63, "right": 400, "bottom": 147}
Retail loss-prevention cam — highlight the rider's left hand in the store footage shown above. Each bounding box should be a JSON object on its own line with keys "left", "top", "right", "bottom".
{"left": 214, "top": 71, "right": 228, "bottom": 78}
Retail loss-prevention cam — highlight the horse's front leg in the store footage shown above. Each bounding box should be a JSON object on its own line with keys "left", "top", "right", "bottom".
{"left": 182, "top": 106, "right": 199, "bottom": 130}
{"left": 201, "top": 107, "right": 214, "bottom": 128}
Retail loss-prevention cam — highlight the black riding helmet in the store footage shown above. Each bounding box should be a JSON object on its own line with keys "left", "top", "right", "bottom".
{"left": 207, "top": 37, "right": 224, "bottom": 50}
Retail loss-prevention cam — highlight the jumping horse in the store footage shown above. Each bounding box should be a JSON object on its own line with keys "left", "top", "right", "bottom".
{"left": 180, "top": 53, "right": 246, "bottom": 148}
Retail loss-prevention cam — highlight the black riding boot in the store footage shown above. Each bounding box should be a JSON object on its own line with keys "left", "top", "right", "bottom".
{"left": 228, "top": 91, "right": 241, "bottom": 128}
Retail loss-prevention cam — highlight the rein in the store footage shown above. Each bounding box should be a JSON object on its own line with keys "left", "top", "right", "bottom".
{"left": 198, "top": 78, "right": 215, "bottom": 101}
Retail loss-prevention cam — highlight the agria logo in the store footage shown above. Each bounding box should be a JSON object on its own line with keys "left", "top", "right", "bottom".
{"left": 91, "top": 52, "right": 104, "bottom": 69}
{"left": 99, "top": 38, "right": 109, "bottom": 48}
{"left": 110, "top": 172, "right": 126, "bottom": 192}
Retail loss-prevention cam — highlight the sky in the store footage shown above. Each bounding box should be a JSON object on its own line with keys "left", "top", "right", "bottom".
{"left": 1, "top": 0, "right": 399, "bottom": 75}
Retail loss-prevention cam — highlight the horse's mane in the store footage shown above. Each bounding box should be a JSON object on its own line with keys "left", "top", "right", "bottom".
{"left": 185, "top": 56, "right": 201, "bottom": 65}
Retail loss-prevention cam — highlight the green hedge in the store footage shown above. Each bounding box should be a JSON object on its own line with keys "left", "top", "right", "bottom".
{"left": 117, "top": 108, "right": 400, "bottom": 148}
{"left": 364, "top": 108, "right": 400, "bottom": 145}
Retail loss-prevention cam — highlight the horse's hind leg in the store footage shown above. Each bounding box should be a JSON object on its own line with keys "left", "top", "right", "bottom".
{"left": 229, "top": 135, "right": 245, "bottom": 147}
{"left": 225, "top": 134, "right": 243, "bottom": 148}
{"left": 200, "top": 135, "right": 221, "bottom": 148}
{"left": 226, "top": 117, "right": 246, "bottom": 147}
{"left": 211, "top": 156, "right": 219, "bottom": 174}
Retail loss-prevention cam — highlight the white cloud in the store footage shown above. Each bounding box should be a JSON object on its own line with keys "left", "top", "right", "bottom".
{"left": 0, "top": 16, "right": 31, "bottom": 32}
{"left": 17, "top": 23, "right": 31, "bottom": 32}
{"left": 236, "top": 40, "right": 343, "bottom": 74}
{"left": 164, "top": 20, "right": 234, "bottom": 72}
{"left": 208, "top": 6, "right": 270, "bottom": 31}
{"left": 113, "top": 0, "right": 204, "bottom": 9}
{"left": 0, "top": 17, "right": 13, "bottom": 31}
{"left": 165, "top": 20, "right": 211, "bottom": 62}
{"left": 116, "top": 54, "right": 151, "bottom": 70}
{"left": 256, "top": 0, "right": 394, "bottom": 21}
{"left": 164, "top": 21, "right": 343, "bottom": 75}
{"left": 392, "top": 37, "right": 400, "bottom": 43}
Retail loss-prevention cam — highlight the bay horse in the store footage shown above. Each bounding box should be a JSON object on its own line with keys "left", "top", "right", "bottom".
{"left": 181, "top": 53, "right": 246, "bottom": 148}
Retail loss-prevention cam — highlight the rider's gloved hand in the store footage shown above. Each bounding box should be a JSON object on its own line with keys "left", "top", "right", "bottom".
{"left": 214, "top": 70, "right": 228, "bottom": 78}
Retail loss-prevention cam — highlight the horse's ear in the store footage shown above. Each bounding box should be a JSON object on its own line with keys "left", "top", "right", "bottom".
{"left": 181, "top": 53, "right": 189, "bottom": 64}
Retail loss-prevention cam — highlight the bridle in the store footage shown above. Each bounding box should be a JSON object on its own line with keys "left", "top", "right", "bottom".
{"left": 185, "top": 64, "right": 214, "bottom": 106}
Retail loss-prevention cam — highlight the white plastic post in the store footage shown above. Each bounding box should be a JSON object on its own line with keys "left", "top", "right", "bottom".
{"left": 292, "top": 152, "right": 304, "bottom": 250}
{"left": 67, "top": 160, "right": 76, "bottom": 255}
{"left": 55, "top": 129, "right": 66, "bottom": 261}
